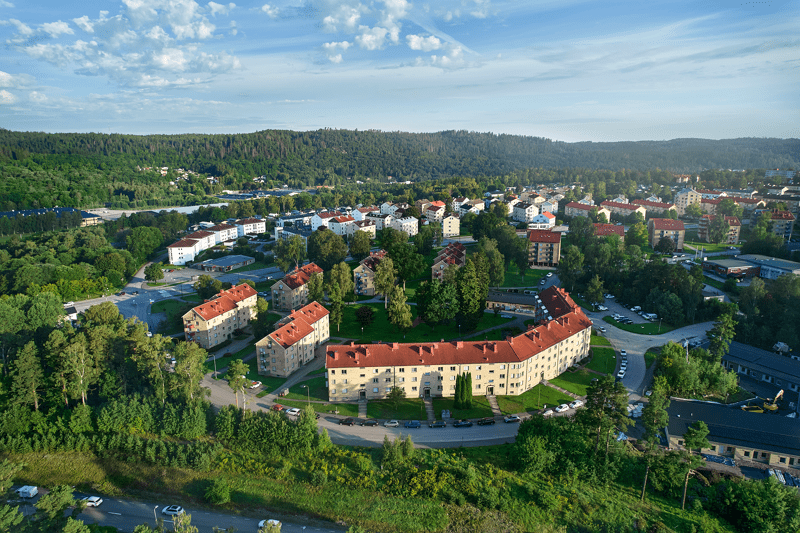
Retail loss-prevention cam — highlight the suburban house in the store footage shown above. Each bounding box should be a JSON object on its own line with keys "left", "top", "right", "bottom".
{"left": 512, "top": 202, "right": 539, "bottom": 223}
{"left": 540, "top": 200, "right": 558, "bottom": 214}
{"left": 182, "top": 284, "right": 258, "bottom": 349}
{"left": 167, "top": 234, "right": 209, "bottom": 265}
{"left": 354, "top": 250, "right": 387, "bottom": 296}
{"left": 751, "top": 210, "right": 795, "bottom": 241}
{"left": 528, "top": 229, "right": 562, "bottom": 267}
{"left": 667, "top": 399, "right": 800, "bottom": 470}
{"left": 630, "top": 199, "right": 677, "bottom": 217}
{"left": 256, "top": 301, "right": 330, "bottom": 378}
{"left": 328, "top": 215, "right": 356, "bottom": 237}
{"left": 698, "top": 215, "right": 741, "bottom": 244}
{"left": 647, "top": 218, "right": 685, "bottom": 251}
{"left": 431, "top": 242, "right": 467, "bottom": 281}
{"left": 271, "top": 263, "right": 324, "bottom": 311}
{"left": 353, "top": 220, "right": 377, "bottom": 239}
{"left": 593, "top": 223, "right": 625, "bottom": 242}
{"left": 380, "top": 202, "right": 396, "bottom": 215}
{"left": 233, "top": 218, "right": 267, "bottom": 236}
{"left": 721, "top": 342, "right": 800, "bottom": 393}
{"left": 528, "top": 212, "right": 556, "bottom": 230}
{"left": 599, "top": 201, "right": 646, "bottom": 220}
{"left": 565, "top": 202, "right": 612, "bottom": 221}
{"left": 325, "top": 287, "right": 592, "bottom": 401}
{"left": 442, "top": 213, "right": 460, "bottom": 237}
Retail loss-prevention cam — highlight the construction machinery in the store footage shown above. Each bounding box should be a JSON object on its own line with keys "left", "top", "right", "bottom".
{"left": 763, "top": 390, "right": 784, "bottom": 412}
{"left": 741, "top": 403, "right": 765, "bottom": 413}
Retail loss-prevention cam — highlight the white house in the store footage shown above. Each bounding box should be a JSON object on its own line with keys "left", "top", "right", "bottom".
{"left": 380, "top": 202, "right": 395, "bottom": 215}
{"left": 366, "top": 212, "right": 394, "bottom": 231}
{"left": 311, "top": 211, "right": 338, "bottom": 231}
{"left": 353, "top": 206, "right": 379, "bottom": 221}
{"left": 528, "top": 211, "right": 556, "bottom": 230}
{"left": 392, "top": 216, "right": 419, "bottom": 237}
{"left": 328, "top": 215, "right": 356, "bottom": 237}
{"left": 208, "top": 223, "right": 239, "bottom": 244}
{"left": 234, "top": 218, "right": 266, "bottom": 236}
{"left": 512, "top": 202, "right": 539, "bottom": 223}
{"left": 540, "top": 200, "right": 558, "bottom": 214}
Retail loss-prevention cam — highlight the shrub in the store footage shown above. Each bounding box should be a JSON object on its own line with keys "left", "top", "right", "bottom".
{"left": 205, "top": 477, "right": 231, "bottom": 505}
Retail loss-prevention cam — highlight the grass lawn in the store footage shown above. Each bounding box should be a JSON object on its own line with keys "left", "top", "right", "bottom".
{"left": 328, "top": 303, "right": 514, "bottom": 343}
{"left": 685, "top": 241, "right": 736, "bottom": 253}
{"left": 500, "top": 262, "right": 548, "bottom": 288}
{"left": 496, "top": 384, "right": 574, "bottom": 414}
{"left": 284, "top": 376, "right": 328, "bottom": 401}
{"left": 151, "top": 298, "right": 186, "bottom": 314}
{"left": 308, "top": 367, "right": 327, "bottom": 375}
{"left": 705, "top": 387, "right": 755, "bottom": 404}
{"left": 431, "top": 396, "right": 494, "bottom": 420}
{"left": 645, "top": 350, "right": 658, "bottom": 369}
{"left": 151, "top": 299, "right": 193, "bottom": 335}
{"left": 181, "top": 294, "right": 203, "bottom": 303}
{"left": 203, "top": 341, "right": 255, "bottom": 375}
{"left": 703, "top": 276, "right": 725, "bottom": 290}
{"left": 276, "top": 400, "right": 360, "bottom": 417}
{"left": 590, "top": 334, "right": 611, "bottom": 346}
{"left": 366, "top": 399, "right": 427, "bottom": 420}
{"left": 549, "top": 368, "right": 596, "bottom": 397}
{"left": 586, "top": 347, "right": 617, "bottom": 375}
{"left": 569, "top": 293, "right": 595, "bottom": 311}
{"left": 602, "top": 316, "right": 675, "bottom": 335}
{"left": 465, "top": 326, "right": 522, "bottom": 341}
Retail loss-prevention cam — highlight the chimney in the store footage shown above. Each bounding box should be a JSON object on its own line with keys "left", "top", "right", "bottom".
{"left": 490, "top": 343, "right": 497, "bottom": 352}
{"left": 506, "top": 336, "right": 513, "bottom": 344}
{"left": 456, "top": 341, "right": 463, "bottom": 349}
{"left": 482, "top": 344, "right": 486, "bottom": 353}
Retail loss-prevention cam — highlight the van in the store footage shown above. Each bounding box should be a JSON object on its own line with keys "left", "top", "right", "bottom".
{"left": 16, "top": 486, "right": 38, "bottom": 498}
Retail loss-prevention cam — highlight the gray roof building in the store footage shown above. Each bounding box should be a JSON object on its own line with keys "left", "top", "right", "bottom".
{"left": 722, "top": 341, "right": 800, "bottom": 392}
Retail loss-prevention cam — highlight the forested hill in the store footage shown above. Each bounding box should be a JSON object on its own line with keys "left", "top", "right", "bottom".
{"left": 1, "top": 129, "right": 798, "bottom": 180}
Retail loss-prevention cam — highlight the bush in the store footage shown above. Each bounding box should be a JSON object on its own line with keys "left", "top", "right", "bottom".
{"left": 205, "top": 477, "right": 231, "bottom": 505}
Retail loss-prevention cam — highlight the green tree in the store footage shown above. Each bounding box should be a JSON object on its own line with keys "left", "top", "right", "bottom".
{"left": 707, "top": 216, "right": 731, "bottom": 244}
{"left": 464, "top": 372, "right": 473, "bottom": 409}
{"left": 329, "top": 261, "right": 354, "bottom": 302}
{"left": 34, "top": 484, "right": 84, "bottom": 531}
{"left": 389, "top": 244, "right": 426, "bottom": 291}
{"left": 226, "top": 359, "right": 250, "bottom": 409}
{"left": 355, "top": 306, "right": 375, "bottom": 329}
{"left": 641, "top": 391, "right": 670, "bottom": 448}
{"left": 579, "top": 375, "right": 632, "bottom": 456}
{"left": 418, "top": 280, "right": 457, "bottom": 329}
{"left": 63, "top": 333, "right": 101, "bottom": 406}
{"left": 9, "top": 341, "right": 44, "bottom": 411}
{"left": 126, "top": 226, "right": 163, "bottom": 262}
{"left": 682, "top": 420, "right": 710, "bottom": 455}
{"left": 205, "top": 477, "right": 231, "bottom": 505}
{"left": 170, "top": 341, "right": 207, "bottom": 402}
{"left": 194, "top": 274, "right": 223, "bottom": 300}
{"left": 585, "top": 275, "right": 604, "bottom": 305}
{"left": 349, "top": 230, "right": 372, "bottom": 260}
{"left": 655, "top": 236, "right": 675, "bottom": 254}
{"left": 308, "top": 228, "right": 347, "bottom": 271}
{"left": 144, "top": 262, "right": 165, "bottom": 282}
{"left": 685, "top": 203, "right": 703, "bottom": 219}
{"left": 514, "top": 433, "right": 554, "bottom": 476}
{"left": 0, "top": 460, "right": 23, "bottom": 532}
{"left": 328, "top": 282, "right": 344, "bottom": 332}
{"left": 251, "top": 297, "right": 273, "bottom": 341}
{"left": 454, "top": 374, "right": 463, "bottom": 409}
{"left": 708, "top": 307, "right": 738, "bottom": 362}
{"left": 456, "top": 260, "right": 484, "bottom": 332}
{"left": 718, "top": 198, "right": 744, "bottom": 219}
{"left": 387, "top": 285, "right": 413, "bottom": 331}
{"left": 557, "top": 245, "right": 584, "bottom": 292}
{"left": 415, "top": 224, "right": 435, "bottom": 256}
{"left": 478, "top": 238, "right": 505, "bottom": 287}
{"left": 626, "top": 221, "right": 648, "bottom": 248}
{"left": 374, "top": 256, "right": 397, "bottom": 309}
{"left": 387, "top": 386, "right": 406, "bottom": 410}
{"left": 274, "top": 234, "right": 307, "bottom": 272}
{"left": 306, "top": 271, "right": 325, "bottom": 304}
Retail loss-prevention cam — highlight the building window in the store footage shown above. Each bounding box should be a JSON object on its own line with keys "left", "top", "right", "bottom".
{"left": 450, "top": 366, "right": 456, "bottom": 371}
{"left": 373, "top": 369, "right": 378, "bottom": 374}
{"left": 412, "top": 377, "right": 417, "bottom": 382}
{"left": 399, "top": 368, "right": 405, "bottom": 372}
{"left": 385, "top": 387, "right": 391, "bottom": 393}
{"left": 744, "top": 451, "right": 750, "bottom": 457}
{"left": 438, "top": 367, "right": 443, "bottom": 371}
{"left": 385, "top": 378, "right": 391, "bottom": 382}
{"left": 341, "top": 370, "right": 347, "bottom": 375}
{"left": 373, "top": 378, "right": 378, "bottom": 383}
{"left": 373, "top": 388, "right": 379, "bottom": 393}
{"left": 450, "top": 376, "right": 456, "bottom": 380}
{"left": 780, "top": 457, "right": 786, "bottom": 463}
{"left": 412, "top": 387, "right": 417, "bottom": 392}
{"left": 342, "top": 388, "right": 347, "bottom": 394}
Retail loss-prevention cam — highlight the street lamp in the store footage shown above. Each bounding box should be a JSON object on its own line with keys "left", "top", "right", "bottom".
{"left": 153, "top": 506, "right": 158, "bottom": 525}
{"left": 302, "top": 384, "right": 310, "bottom": 405}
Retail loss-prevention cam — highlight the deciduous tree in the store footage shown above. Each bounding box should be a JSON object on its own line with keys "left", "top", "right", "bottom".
{"left": 144, "top": 262, "right": 165, "bottom": 282}
{"left": 387, "top": 285, "right": 412, "bottom": 331}
{"left": 308, "top": 228, "right": 347, "bottom": 271}
{"left": 374, "top": 257, "right": 397, "bottom": 309}
{"left": 349, "top": 230, "right": 371, "bottom": 260}
{"left": 274, "top": 234, "right": 307, "bottom": 272}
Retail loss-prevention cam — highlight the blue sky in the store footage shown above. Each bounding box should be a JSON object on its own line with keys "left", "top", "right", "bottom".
{"left": 0, "top": 0, "right": 797, "bottom": 141}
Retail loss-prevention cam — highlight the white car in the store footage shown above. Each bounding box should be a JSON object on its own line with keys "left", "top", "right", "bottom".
{"left": 620, "top": 350, "right": 627, "bottom": 357}
{"left": 81, "top": 496, "right": 103, "bottom": 507}
{"left": 249, "top": 381, "right": 262, "bottom": 389}
{"left": 568, "top": 400, "right": 584, "bottom": 409}
{"left": 546, "top": 272, "right": 553, "bottom": 277}
{"left": 542, "top": 409, "right": 554, "bottom": 417}
{"left": 284, "top": 408, "right": 301, "bottom": 416}
{"left": 162, "top": 505, "right": 185, "bottom": 516}
{"left": 616, "top": 370, "right": 626, "bottom": 379}
{"left": 259, "top": 519, "right": 282, "bottom": 528}
{"left": 597, "top": 326, "right": 606, "bottom": 333}
{"left": 384, "top": 420, "right": 399, "bottom": 428}
{"left": 604, "top": 293, "right": 614, "bottom": 299}
{"left": 597, "top": 305, "right": 608, "bottom": 311}
{"left": 554, "top": 404, "right": 570, "bottom": 413}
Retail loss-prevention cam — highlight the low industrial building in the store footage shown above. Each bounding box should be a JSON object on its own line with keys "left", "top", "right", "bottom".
{"left": 701, "top": 258, "right": 758, "bottom": 279}
{"left": 737, "top": 254, "right": 800, "bottom": 280}
{"left": 722, "top": 342, "right": 800, "bottom": 393}
{"left": 485, "top": 290, "right": 542, "bottom": 313}
{"left": 198, "top": 255, "right": 255, "bottom": 272}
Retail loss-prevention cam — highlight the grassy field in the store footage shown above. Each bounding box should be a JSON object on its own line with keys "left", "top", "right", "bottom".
{"left": 685, "top": 241, "right": 737, "bottom": 253}
{"left": 283, "top": 376, "right": 328, "bottom": 402}
{"left": 274, "top": 399, "right": 360, "bottom": 417}
{"left": 151, "top": 298, "right": 186, "bottom": 314}
{"left": 590, "top": 334, "right": 611, "bottom": 346}
{"left": 431, "top": 396, "right": 494, "bottom": 420}
{"left": 328, "top": 303, "right": 514, "bottom": 343}
{"left": 308, "top": 367, "right": 327, "bottom": 376}
{"left": 464, "top": 326, "right": 522, "bottom": 341}
{"left": 366, "top": 399, "right": 427, "bottom": 420}
{"left": 586, "top": 347, "right": 617, "bottom": 375}
{"left": 602, "top": 316, "right": 675, "bottom": 335}
{"left": 151, "top": 299, "right": 193, "bottom": 334}
{"left": 703, "top": 275, "right": 725, "bottom": 290}
{"left": 499, "top": 262, "right": 548, "bottom": 288}
{"left": 569, "top": 293, "right": 595, "bottom": 311}
{"left": 203, "top": 341, "right": 255, "bottom": 375}
{"left": 182, "top": 294, "right": 203, "bottom": 303}
{"left": 549, "top": 368, "right": 596, "bottom": 397}
{"left": 496, "top": 384, "right": 574, "bottom": 414}
{"left": 645, "top": 350, "right": 657, "bottom": 369}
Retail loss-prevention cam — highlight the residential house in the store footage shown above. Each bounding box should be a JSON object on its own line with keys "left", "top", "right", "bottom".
{"left": 698, "top": 215, "right": 742, "bottom": 244}
{"left": 392, "top": 216, "right": 419, "bottom": 237}
{"left": 425, "top": 204, "right": 445, "bottom": 222}
{"left": 512, "top": 202, "right": 539, "bottom": 223}
{"left": 528, "top": 229, "right": 562, "bottom": 267}
{"left": 528, "top": 212, "right": 556, "bottom": 230}
{"left": 647, "top": 218, "right": 685, "bottom": 251}
{"left": 311, "top": 211, "right": 338, "bottom": 231}
{"left": 328, "top": 215, "right": 356, "bottom": 237}
{"left": 233, "top": 218, "right": 267, "bottom": 237}
{"left": 167, "top": 230, "right": 216, "bottom": 265}
{"left": 380, "top": 202, "right": 395, "bottom": 215}
{"left": 630, "top": 199, "right": 678, "bottom": 217}
{"left": 353, "top": 220, "right": 377, "bottom": 239}
{"left": 256, "top": 301, "right": 330, "bottom": 378}
{"left": 700, "top": 198, "right": 721, "bottom": 215}
{"left": 326, "top": 287, "right": 592, "bottom": 401}
{"left": 442, "top": 213, "right": 460, "bottom": 237}
{"left": 564, "top": 202, "right": 611, "bottom": 221}
{"left": 600, "top": 201, "right": 646, "bottom": 220}
{"left": 415, "top": 199, "right": 432, "bottom": 214}
{"left": 353, "top": 206, "right": 380, "bottom": 221}
{"left": 366, "top": 212, "right": 394, "bottom": 231}
{"left": 354, "top": 250, "right": 387, "bottom": 296}
{"left": 593, "top": 223, "right": 625, "bottom": 242}
{"left": 540, "top": 200, "right": 558, "bottom": 214}
{"left": 431, "top": 242, "right": 467, "bottom": 281}
{"left": 208, "top": 223, "right": 239, "bottom": 244}
{"left": 182, "top": 284, "right": 258, "bottom": 349}
{"left": 271, "top": 263, "right": 324, "bottom": 311}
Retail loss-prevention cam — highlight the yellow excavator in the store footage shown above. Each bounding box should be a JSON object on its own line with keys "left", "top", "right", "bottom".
{"left": 741, "top": 402, "right": 764, "bottom": 413}
{"left": 763, "top": 390, "right": 784, "bottom": 412}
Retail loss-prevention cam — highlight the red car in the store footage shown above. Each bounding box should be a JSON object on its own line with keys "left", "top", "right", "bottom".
{"left": 271, "top": 404, "right": 285, "bottom": 412}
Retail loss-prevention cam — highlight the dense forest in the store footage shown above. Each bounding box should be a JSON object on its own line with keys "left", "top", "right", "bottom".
{"left": 0, "top": 129, "right": 797, "bottom": 210}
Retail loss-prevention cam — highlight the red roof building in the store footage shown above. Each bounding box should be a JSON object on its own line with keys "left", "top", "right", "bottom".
{"left": 528, "top": 229, "right": 562, "bottom": 267}
{"left": 271, "top": 263, "right": 324, "bottom": 311}
{"left": 182, "top": 284, "right": 258, "bottom": 349}
{"left": 257, "top": 301, "right": 330, "bottom": 377}
{"left": 648, "top": 218, "right": 685, "bottom": 251}
{"left": 593, "top": 223, "right": 625, "bottom": 240}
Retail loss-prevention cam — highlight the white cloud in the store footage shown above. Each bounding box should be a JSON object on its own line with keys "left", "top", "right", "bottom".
{"left": 322, "top": 3, "right": 367, "bottom": 32}
{"left": 41, "top": 20, "right": 74, "bottom": 38}
{"left": 431, "top": 44, "right": 465, "bottom": 69}
{"left": 323, "top": 40, "right": 351, "bottom": 62}
{"left": 379, "top": 0, "right": 409, "bottom": 43}
{"left": 260, "top": 4, "right": 279, "bottom": 18}
{"left": 355, "top": 25, "right": 388, "bottom": 50}
{"left": 208, "top": 2, "right": 235, "bottom": 16}
{"left": 470, "top": 0, "right": 491, "bottom": 19}
{"left": 0, "top": 1, "right": 15, "bottom": 7}
{"left": 145, "top": 25, "right": 172, "bottom": 44}
{"left": 0, "top": 89, "right": 16, "bottom": 103}
{"left": 0, "top": 70, "right": 14, "bottom": 87}
{"left": 406, "top": 34, "right": 440, "bottom": 51}
{"left": 29, "top": 91, "right": 47, "bottom": 102}
{"left": 3, "top": 18, "right": 34, "bottom": 37}
{"left": 72, "top": 16, "right": 94, "bottom": 33}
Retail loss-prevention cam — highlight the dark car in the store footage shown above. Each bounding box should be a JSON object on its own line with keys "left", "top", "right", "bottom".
{"left": 404, "top": 420, "right": 421, "bottom": 429}
{"left": 477, "top": 417, "right": 496, "bottom": 426}
{"left": 429, "top": 420, "right": 447, "bottom": 428}
{"left": 453, "top": 419, "right": 473, "bottom": 428}
{"left": 361, "top": 419, "right": 379, "bottom": 427}
{"left": 339, "top": 417, "right": 356, "bottom": 426}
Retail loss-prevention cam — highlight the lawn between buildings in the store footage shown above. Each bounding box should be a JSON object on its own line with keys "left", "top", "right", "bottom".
{"left": 431, "top": 396, "right": 495, "bottom": 420}
{"left": 495, "top": 383, "right": 574, "bottom": 414}
{"left": 586, "top": 347, "right": 616, "bottom": 375}
{"left": 548, "top": 368, "right": 597, "bottom": 397}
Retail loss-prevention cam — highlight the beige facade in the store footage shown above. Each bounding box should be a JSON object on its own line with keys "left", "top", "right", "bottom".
{"left": 648, "top": 218, "right": 685, "bottom": 251}
{"left": 182, "top": 284, "right": 258, "bottom": 349}
{"left": 674, "top": 188, "right": 701, "bottom": 216}
{"left": 256, "top": 302, "right": 330, "bottom": 378}
{"left": 271, "top": 263, "right": 324, "bottom": 311}
{"left": 600, "top": 201, "right": 647, "bottom": 220}
{"left": 565, "top": 202, "right": 612, "bottom": 221}
{"left": 528, "top": 230, "right": 562, "bottom": 267}
{"left": 442, "top": 214, "right": 460, "bottom": 237}
{"left": 353, "top": 222, "right": 376, "bottom": 239}
{"left": 354, "top": 251, "right": 387, "bottom": 296}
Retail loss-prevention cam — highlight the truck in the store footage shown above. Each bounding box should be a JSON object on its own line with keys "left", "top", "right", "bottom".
{"left": 15, "top": 486, "right": 38, "bottom": 498}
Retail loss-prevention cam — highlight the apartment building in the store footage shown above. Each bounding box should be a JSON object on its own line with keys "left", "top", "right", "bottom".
{"left": 182, "top": 284, "right": 258, "bottom": 349}
{"left": 431, "top": 242, "right": 466, "bottom": 281}
{"left": 593, "top": 223, "right": 625, "bottom": 242}
{"left": 311, "top": 211, "right": 338, "bottom": 231}
{"left": 271, "top": 263, "right": 324, "bottom": 311}
{"left": 233, "top": 218, "right": 267, "bottom": 236}
{"left": 391, "top": 216, "right": 419, "bottom": 237}
{"left": 512, "top": 202, "right": 539, "bottom": 223}
{"left": 366, "top": 212, "right": 394, "bottom": 231}
{"left": 599, "top": 201, "right": 646, "bottom": 220}
{"left": 354, "top": 250, "right": 387, "bottom": 296}
{"left": 528, "top": 212, "right": 556, "bottom": 230}
{"left": 208, "top": 223, "right": 239, "bottom": 243}
{"left": 328, "top": 215, "right": 356, "bottom": 237}
{"left": 630, "top": 199, "right": 677, "bottom": 217}
{"left": 353, "top": 206, "right": 380, "bottom": 221}
{"left": 674, "top": 188, "right": 702, "bottom": 216}
{"left": 442, "top": 213, "right": 460, "bottom": 237}
{"left": 353, "top": 220, "right": 377, "bottom": 239}
{"left": 698, "top": 215, "right": 741, "bottom": 244}
{"left": 528, "top": 229, "right": 562, "bottom": 267}
{"left": 167, "top": 232, "right": 211, "bottom": 265}
{"left": 425, "top": 204, "right": 445, "bottom": 222}
{"left": 256, "top": 301, "right": 330, "bottom": 378}
{"left": 564, "top": 202, "right": 612, "bottom": 221}
{"left": 752, "top": 210, "right": 795, "bottom": 241}
{"left": 648, "top": 218, "right": 685, "bottom": 251}
{"left": 326, "top": 287, "right": 592, "bottom": 401}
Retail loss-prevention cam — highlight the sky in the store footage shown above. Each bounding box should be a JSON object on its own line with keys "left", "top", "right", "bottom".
{"left": 0, "top": 0, "right": 798, "bottom": 142}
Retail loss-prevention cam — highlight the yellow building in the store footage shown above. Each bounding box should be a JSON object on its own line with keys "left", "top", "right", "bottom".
{"left": 182, "top": 284, "right": 258, "bottom": 349}
{"left": 256, "top": 302, "right": 330, "bottom": 377}
{"left": 271, "top": 263, "right": 324, "bottom": 311}
{"left": 354, "top": 250, "right": 387, "bottom": 296}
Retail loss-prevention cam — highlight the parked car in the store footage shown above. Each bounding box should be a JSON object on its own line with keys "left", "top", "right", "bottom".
{"left": 617, "top": 370, "right": 626, "bottom": 379}
{"left": 542, "top": 409, "right": 554, "bottom": 417}
{"left": 504, "top": 415, "right": 521, "bottom": 423}
{"left": 453, "top": 419, "right": 473, "bottom": 427}
{"left": 162, "top": 505, "right": 185, "bottom": 516}
{"left": 384, "top": 420, "right": 400, "bottom": 428}
{"left": 339, "top": 417, "right": 357, "bottom": 426}
{"left": 604, "top": 293, "right": 614, "bottom": 299}
{"left": 477, "top": 417, "right": 496, "bottom": 425}
{"left": 404, "top": 420, "right": 421, "bottom": 428}
{"left": 361, "top": 419, "right": 379, "bottom": 427}
{"left": 248, "top": 380, "right": 262, "bottom": 389}
{"left": 259, "top": 519, "right": 282, "bottom": 528}
{"left": 554, "top": 404, "right": 569, "bottom": 413}
{"left": 81, "top": 496, "right": 103, "bottom": 507}
{"left": 546, "top": 272, "right": 553, "bottom": 277}
{"left": 271, "top": 404, "right": 285, "bottom": 411}
{"left": 429, "top": 420, "right": 447, "bottom": 428}
{"left": 620, "top": 350, "right": 627, "bottom": 357}
{"left": 597, "top": 326, "right": 606, "bottom": 333}
{"left": 540, "top": 279, "right": 546, "bottom": 285}
{"left": 569, "top": 400, "right": 584, "bottom": 409}
{"left": 284, "top": 408, "right": 301, "bottom": 416}
{"left": 500, "top": 314, "right": 513, "bottom": 319}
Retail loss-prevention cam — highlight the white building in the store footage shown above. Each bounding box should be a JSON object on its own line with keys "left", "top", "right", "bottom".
{"left": 353, "top": 206, "right": 379, "bottom": 221}
{"left": 425, "top": 205, "right": 445, "bottom": 222}
{"left": 528, "top": 211, "right": 556, "bottom": 230}
{"left": 208, "top": 223, "right": 238, "bottom": 244}
{"left": 328, "top": 215, "right": 356, "bottom": 237}
{"left": 512, "top": 202, "right": 539, "bottom": 223}
{"left": 392, "top": 216, "right": 419, "bottom": 237}
{"left": 233, "top": 218, "right": 266, "bottom": 237}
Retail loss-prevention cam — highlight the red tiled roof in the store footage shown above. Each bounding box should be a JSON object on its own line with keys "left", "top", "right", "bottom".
{"left": 426, "top": 205, "right": 444, "bottom": 212}
{"left": 696, "top": 189, "right": 722, "bottom": 195}
{"left": 270, "top": 316, "right": 314, "bottom": 348}
{"left": 332, "top": 215, "right": 355, "bottom": 223}
{"left": 528, "top": 229, "right": 562, "bottom": 244}
{"left": 542, "top": 211, "right": 556, "bottom": 219}
{"left": 235, "top": 218, "right": 263, "bottom": 225}
{"left": 316, "top": 212, "right": 339, "bottom": 219}
{"left": 185, "top": 230, "right": 214, "bottom": 239}
{"left": 600, "top": 201, "right": 643, "bottom": 211}
{"left": 650, "top": 218, "right": 685, "bottom": 231}
{"left": 631, "top": 199, "right": 676, "bottom": 209}
{"left": 769, "top": 210, "right": 796, "bottom": 221}
{"left": 354, "top": 220, "right": 375, "bottom": 227}
{"left": 565, "top": 202, "right": 595, "bottom": 211}
{"left": 357, "top": 207, "right": 379, "bottom": 213}
{"left": 209, "top": 223, "right": 237, "bottom": 231}
{"left": 593, "top": 223, "right": 624, "bottom": 237}
{"left": 430, "top": 201, "right": 446, "bottom": 207}
{"left": 701, "top": 198, "right": 721, "bottom": 204}
{"left": 701, "top": 215, "right": 742, "bottom": 227}
{"left": 167, "top": 238, "right": 199, "bottom": 248}
{"left": 190, "top": 283, "right": 257, "bottom": 321}
{"left": 359, "top": 250, "right": 387, "bottom": 271}
{"left": 727, "top": 196, "right": 760, "bottom": 204}
{"left": 278, "top": 263, "right": 324, "bottom": 290}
